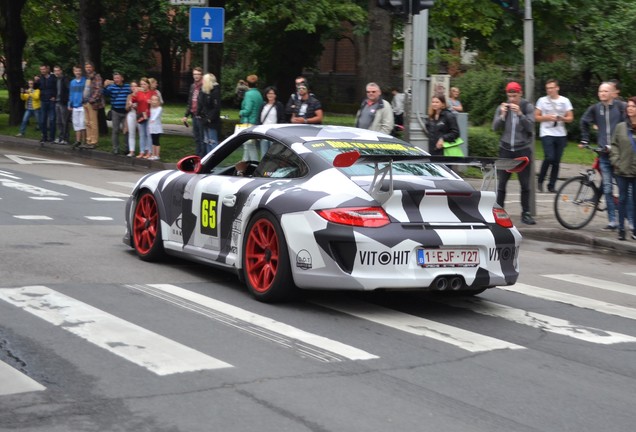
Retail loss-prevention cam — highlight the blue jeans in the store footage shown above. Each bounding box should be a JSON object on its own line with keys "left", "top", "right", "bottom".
{"left": 137, "top": 121, "right": 151, "bottom": 154}
{"left": 39, "top": 99, "right": 56, "bottom": 141}
{"left": 616, "top": 176, "right": 636, "bottom": 231}
{"left": 192, "top": 117, "right": 206, "bottom": 158}
{"left": 598, "top": 155, "right": 617, "bottom": 225}
{"left": 19, "top": 109, "right": 39, "bottom": 134}
{"left": 538, "top": 135, "right": 567, "bottom": 189}
{"left": 203, "top": 126, "right": 218, "bottom": 154}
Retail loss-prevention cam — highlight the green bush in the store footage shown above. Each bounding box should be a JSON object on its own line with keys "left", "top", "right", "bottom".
{"left": 467, "top": 126, "right": 499, "bottom": 157}
{"left": 453, "top": 65, "right": 510, "bottom": 126}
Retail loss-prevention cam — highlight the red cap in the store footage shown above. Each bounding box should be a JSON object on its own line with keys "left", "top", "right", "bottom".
{"left": 506, "top": 82, "right": 522, "bottom": 93}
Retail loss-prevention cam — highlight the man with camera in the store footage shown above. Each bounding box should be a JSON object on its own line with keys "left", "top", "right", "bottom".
{"left": 492, "top": 81, "right": 536, "bottom": 225}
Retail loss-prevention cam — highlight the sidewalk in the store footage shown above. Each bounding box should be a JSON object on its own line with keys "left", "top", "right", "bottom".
{"left": 2, "top": 132, "right": 635, "bottom": 255}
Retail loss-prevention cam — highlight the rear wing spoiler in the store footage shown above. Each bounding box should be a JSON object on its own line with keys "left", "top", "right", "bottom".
{"left": 333, "top": 151, "right": 529, "bottom": 203}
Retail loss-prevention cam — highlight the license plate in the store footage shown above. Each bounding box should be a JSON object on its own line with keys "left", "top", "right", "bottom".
{"left": 417, "top": 248, "right": 479, "bottom": 267}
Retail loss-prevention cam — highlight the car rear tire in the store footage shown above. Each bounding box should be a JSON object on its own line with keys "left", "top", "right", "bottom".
{"left": 243, "top": 211, "right": 295, "bottom": 302}
{"left": 132, "top": 191, "right": 165, "bottom": 261}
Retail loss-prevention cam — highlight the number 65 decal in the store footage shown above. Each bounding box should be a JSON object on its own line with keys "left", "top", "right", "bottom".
{"left": 200, "top": 193, "right": 219, "bottom": 236}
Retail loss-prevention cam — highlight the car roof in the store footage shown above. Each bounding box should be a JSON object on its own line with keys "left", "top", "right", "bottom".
{"left": 246, "top": 124, "right": 402, "bottom": 147}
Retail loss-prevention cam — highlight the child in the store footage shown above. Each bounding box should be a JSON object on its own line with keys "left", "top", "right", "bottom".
{"left": 148, "top": 94, "right": 163, "bottom": 161}
{"left": 17, "top": 80, "right": 41, "bottom": 137}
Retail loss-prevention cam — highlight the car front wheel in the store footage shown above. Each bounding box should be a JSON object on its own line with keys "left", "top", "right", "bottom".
{"left": 132, "top": 191, "right": 165, "bottom": 261}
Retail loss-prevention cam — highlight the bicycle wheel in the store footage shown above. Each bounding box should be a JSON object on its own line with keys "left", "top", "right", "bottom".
{"left": 554, "top": 175, "right": 600, "bottom": 229}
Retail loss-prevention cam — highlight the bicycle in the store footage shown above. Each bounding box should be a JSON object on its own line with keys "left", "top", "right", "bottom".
{"left": 553, "top": 145, "right": 618, "bottom": 230}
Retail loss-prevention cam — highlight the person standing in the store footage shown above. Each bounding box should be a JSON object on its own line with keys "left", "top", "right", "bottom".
{"left": 448, "top": 87, "right": 463, "bottom": 113}
{"left": 16, "top": 80, "right": 40, "bottom": 137}
{"left": 259, "top": 86, "right": 285, "bottom": 155}
{"left": 148, "top": 94, "right": 163, "bottom": 161}
{"left": 124, "top": 81, "right": 139, "bottom": 157}
{"left": 580, "top": 82, "right": 626, "bottom": 231}
{"left": 197, "top": 73, "right": 221, "bottom": 154}
{"left": 68, "top": 65, "right": 87, "bottom": 148}
{"left": 492, "top": 81, "right": 536, "bottom": 225}
{"left": 82, "top": 61, "right": 104, "bottom": 149}
{"left": 609, "top": 97, "right": 636, "bottom": 241}
{"left": 181, "top": 67, "right": 205, "bottom": 157}
{"left": 290, "top": 81, "right": 323, "bottom": 125}
{"left": 355, "top": 82, "right": 394, "bottom": 135}
{"left": 285, "top": 76, "right": 309, "bottom": 122}
{"left": 239, "top": 74, "right": 263, "bottom": 161}
{"left": 535, "top": 79, "right": 574, "bottom": 193}
{"left": 103, "top": 72, "right": 132, "bottom": 155}
{"left": 391, "top": 87, "right": 405, "bottom": 128}
{"left": 35, "top": 64, "right": 57, "bottom": 144}
{"left": 53, "top": 65, "right": 70, "bottom": 145}
{"left": 132, "top": 77, "right": 155, "bottom": 159}
{"left": 424, "top": 94, "right": 459, "bottom": 156}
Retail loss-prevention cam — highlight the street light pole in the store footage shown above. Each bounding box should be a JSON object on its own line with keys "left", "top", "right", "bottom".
{"left": 524, "top": 0, "right": 536, "bottom": 215}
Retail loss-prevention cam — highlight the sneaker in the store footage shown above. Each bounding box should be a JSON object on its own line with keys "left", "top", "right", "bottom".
{"left": 53, "top": 138, "right": 61, "bottom": 144}
{"left": 521, "top": 212, "right": 536, "bottom": 225}
{"left": 15, "top": 133, "right": 23, "bottom": 137}
{"left": 127, "top": 152, "right": 134, "bottom": 158}
{"left": 618, "top": 229, "right": 626, "bottom": 241}
{"left": 547, "top": 186, "right": 557, "bottom": 193}
{"left": 537, "top": 182, "right": 544, "bottom": 193}
{"left": 72, "top": 141, "right": 82, "bottom": 148}
{"left": 632, "top": 233, "right": 636, "bottom": 240}
{"left": 602, "top": 224, "right": 617, "bottom": 231}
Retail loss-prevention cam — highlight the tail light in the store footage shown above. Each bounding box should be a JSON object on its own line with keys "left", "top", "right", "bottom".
{"left": 317, "top": 207, "right": 390, "bottom": 227}
{"left": 493, "top": 207, "right": 514, "bottom": 228}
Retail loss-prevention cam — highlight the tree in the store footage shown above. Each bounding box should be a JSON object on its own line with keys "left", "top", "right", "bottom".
{"left": 0, "top": 0, "right": 28, "bottom": 125}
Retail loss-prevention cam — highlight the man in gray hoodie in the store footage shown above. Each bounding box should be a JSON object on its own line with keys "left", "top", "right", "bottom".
{"left": 492, "top": 81, "right": 536, "bottom": 225}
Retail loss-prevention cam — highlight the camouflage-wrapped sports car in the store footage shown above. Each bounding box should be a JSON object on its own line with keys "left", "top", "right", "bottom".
{"left": 123, "top": 124, "right": 522, "bottom": 302}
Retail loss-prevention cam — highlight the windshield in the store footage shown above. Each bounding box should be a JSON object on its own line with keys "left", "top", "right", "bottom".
{"left": 305, "top": 139, "right": 449, "bottom": 177}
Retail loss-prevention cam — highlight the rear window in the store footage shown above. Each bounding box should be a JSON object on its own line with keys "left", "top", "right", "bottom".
{"left": 305, "top": 139, "right": 449, "bottom": 177}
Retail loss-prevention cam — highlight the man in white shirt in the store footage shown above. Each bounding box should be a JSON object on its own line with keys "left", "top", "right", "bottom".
{"left": 535, "top": 79, "right": 574, "bottom": 192}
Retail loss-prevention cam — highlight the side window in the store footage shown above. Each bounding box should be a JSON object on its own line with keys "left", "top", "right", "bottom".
{"left": 254, "top": 142, "right": 307, "bottom": 178}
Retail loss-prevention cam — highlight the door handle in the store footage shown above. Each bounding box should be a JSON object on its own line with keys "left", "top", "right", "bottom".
{"left": 223, "top": 195, "right": 236, "bottom": 207}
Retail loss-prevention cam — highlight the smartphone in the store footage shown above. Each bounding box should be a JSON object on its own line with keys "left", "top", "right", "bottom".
{"left": 183, "top": 120, "right": 189, "bottom": 128}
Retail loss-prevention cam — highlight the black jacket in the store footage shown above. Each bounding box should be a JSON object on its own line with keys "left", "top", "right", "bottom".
{"left": 196, "top": 85, "right": 221, "bottom": 129}
{"left": 259, "top": 101, "right": 285, "bottom": 124}
{"left": 425, "top": 108, "right": 460, "bottom": 155}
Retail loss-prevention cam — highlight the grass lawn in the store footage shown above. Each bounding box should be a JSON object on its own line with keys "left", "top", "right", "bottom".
{"left": 0, "top": 90, "right": 594, "bottom": 165}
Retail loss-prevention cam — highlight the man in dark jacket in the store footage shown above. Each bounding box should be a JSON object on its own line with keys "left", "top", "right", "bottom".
{"left": 492, "top": 81, "right": 536, "bottom": 225}
{"left": 35, "top": 65, "right": 57, "bottom": 144}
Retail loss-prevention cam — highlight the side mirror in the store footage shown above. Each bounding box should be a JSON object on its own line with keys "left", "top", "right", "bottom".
{"left": 176, "top": 155, "right": 202, "bottom": 173}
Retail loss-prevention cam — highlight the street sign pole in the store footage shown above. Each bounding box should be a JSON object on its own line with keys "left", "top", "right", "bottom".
{"left": 203, "top": 0, "right": 209, "bottom": 73}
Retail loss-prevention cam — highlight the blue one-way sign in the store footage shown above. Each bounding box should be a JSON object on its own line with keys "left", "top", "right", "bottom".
{"left": 189, "top": 7, "right": 224, "bottom": 43}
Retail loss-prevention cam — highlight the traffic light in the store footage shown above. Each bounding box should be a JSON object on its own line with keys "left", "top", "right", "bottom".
{"left": 377, "top": 0, "right": 435, "bottom": 15}
{"left": 490, "top": 0, "right": 521, "bottom": 14}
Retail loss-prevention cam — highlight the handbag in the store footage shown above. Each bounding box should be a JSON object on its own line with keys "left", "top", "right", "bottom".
{"left": 442, "top": 137, "right": 464, "bottom": 157}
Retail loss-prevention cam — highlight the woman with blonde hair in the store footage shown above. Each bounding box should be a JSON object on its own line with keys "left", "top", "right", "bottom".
{"left": 197, "top": 73, "right": 221, "bottom": 153}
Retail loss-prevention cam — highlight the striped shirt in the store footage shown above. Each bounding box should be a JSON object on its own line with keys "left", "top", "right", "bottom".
{"left": 103, "top": 83, "right": 131, "bottom": 113}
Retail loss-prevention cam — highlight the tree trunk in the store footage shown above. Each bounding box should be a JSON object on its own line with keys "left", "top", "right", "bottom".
{"left": 0, "top": 0, "right": 28, "bottom": 125}
{"left": 354, "top": 1, "right": 394, "bottom": 101}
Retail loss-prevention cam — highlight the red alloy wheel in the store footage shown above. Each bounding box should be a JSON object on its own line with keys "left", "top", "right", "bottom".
{"left": 244, "top": 218, "right": 279, "bottom": 293}
{"left": 133, "top": 193, "right": 159, "bottom": 257}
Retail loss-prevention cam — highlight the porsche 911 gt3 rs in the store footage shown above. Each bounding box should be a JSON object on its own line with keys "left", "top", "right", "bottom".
{"left": 123, "top": 124, "right": 523, "bottom": 302}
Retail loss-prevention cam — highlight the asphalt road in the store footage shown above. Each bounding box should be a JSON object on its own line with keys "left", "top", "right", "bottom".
{"left": 1, "top": 148, "right": 635, "bottom": 432}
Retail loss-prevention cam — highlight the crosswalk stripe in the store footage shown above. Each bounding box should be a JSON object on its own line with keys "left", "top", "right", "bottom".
{"left": 136, "top": 284, "right": 378, "bottom": 361}
{"left": 544, "top": 274, "right": 635, "bottom": 296}
{"left": 0, "top": 286, "right": 232, "bottom": 375}
{"left": 29, "top": 197, "right": 64, "bottom": 201}
{"left": 45, "top": 180, "right": 129, "bottom": 198}
{"left": 436, "top": 297, "right": 636, "bottom": 345}
{"left": 500, "top": 283, "right": 636, "bottom": 321}
{"left": 312, "top": 298, "right": 525, "bottom": 353}
{"left": 13, "top": 215, "right": 53, "bottom": 220}
{"left": 0, "top": 360, "right": 46, "bottom": 396}
{"left": 91, "top": 197, "right": 124, "bottom": 201}
{"left": 85, "top": 216, "right": 114, "bottom": 221}
{"left": 0, "top": 178, "right": 67, "bottom": 197}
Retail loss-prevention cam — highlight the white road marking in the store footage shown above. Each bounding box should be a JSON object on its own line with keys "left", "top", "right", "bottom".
{"left": 0, "top": 360, "right": 46, "bottom": 396}
{"left": 0, "top": 169, "right": 21, "bottom": 179}
{"left": 500, "top": 283, "right": 636, "bottom": 321}
{"left": 45, "top": 180, "right": 129, "bottom": 198}
{"left": 91, "top": 197, "right": 124, "bottom": 202}
{"left": 4, "top": 154, "right": 83, "bottom": 166}
{"left": 134, "top": 284, "right": 378, "bottom": 361}
{"left": 108, "top": 181, "right": 136, "bottom": 190}
{"left": 85, "top": 216, "right": 114, "bottom": 221}
{"left": 544, "top": 274, "right": 635, "bottom": 296}
{"left": 0, "top": 178, "right": 67, "bottom": 197}
{"left": 0, "top": 286, "right": 232, "bottom": 375}
{"left": 437, "top": 297, "right": 636, "bottom": 345}
{"left": 313, "top": 298, "right": 524, "bottom": 353}
{"left": 13, "top": 215, "right": 53, "bottom": 220}
{"left": 29, "top": 197, "right": 64, "bottom": 201}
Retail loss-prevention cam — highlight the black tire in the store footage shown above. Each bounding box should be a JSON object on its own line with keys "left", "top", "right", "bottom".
{"left": 554, "top": 176, "right": 600, "bottom": 230}
{"left": 132, "top": 191, "right": 165, "bottom": 261}
{"left": 242, "top": 211, "right": 296, "bottom": 302}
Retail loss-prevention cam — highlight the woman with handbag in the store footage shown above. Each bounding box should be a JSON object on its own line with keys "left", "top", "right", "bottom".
{"left": 197, "top": 73, "right": 221, "bottom": 154}
{"left": 425, "top": 94, "right": 460, "bottom": 156}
